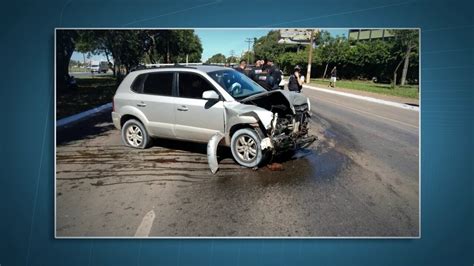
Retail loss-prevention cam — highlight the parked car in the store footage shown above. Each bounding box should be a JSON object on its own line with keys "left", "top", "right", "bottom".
{"left": 112, "top": 65, "right": 315, "bottom": 172}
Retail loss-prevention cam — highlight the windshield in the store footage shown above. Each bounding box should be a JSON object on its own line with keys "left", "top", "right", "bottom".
{"left": 208, "top": 69, "right": 266, "bottom": 100}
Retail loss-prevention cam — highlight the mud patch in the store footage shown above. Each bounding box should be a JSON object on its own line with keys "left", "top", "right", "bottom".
{"left": 311, "top": 114, "right": 361, "bottom": 153}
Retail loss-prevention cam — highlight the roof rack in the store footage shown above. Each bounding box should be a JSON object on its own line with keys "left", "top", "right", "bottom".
{"left": 145, "top": 63, "right": 199, "bottom": 69}
{"left": 130, "top": 63, "right": 235, "bottom": 72}
{"left": 130, "top": 63, "right": 200, "bottom": 72}
{"left": 202, "top": 63, "right": 236, "bottom": 68}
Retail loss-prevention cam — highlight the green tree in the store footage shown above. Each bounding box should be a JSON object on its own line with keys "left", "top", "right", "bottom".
{"left": 278, "top": 46, "right": 321, "bottom": 74}
{"left": 75, "top": 30, "right": 116, "bottom": 75}
{"left": 241, "top": 50, "right": 254, "bottom": 63}
{"left": 389, "top": 30, "right": 419, "bottom": 86}
{"left": 99, "top": 30, "right": 147, "bottom": 78}
{"left": 254, "top": 30, "right": 297, "bottom": 63}
{"left": 206, "top": 53, "right": 226, "bottom": 64}
{"left": 153, "top": 30, "right": 203, "bottom": 63}
{"left": 346, "top": 40, "right": 393, "bottom": 80}
{"left": 226, "top": 56, "right": 239, "bottom": 64}
{"left": 319, "top": 36, "right": 350, "bottom": 78}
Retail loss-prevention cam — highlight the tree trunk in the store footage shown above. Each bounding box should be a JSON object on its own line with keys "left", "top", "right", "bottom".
{"left": 148, "top": 52, "right": 156, "bottom": 64}
{"left": 400, "top": 46, "right": 412, "bottom": 86}
{"left": 115, "top": 60, "right": 123, "bottom": 82}
{"left": 56, "top": 30, "right": 77, "bottom": 91}
{"left": 104, "top": 49, "right": 115, "bottom": 76}
{"left": 166, "top": 41, "right": 170, "bottom": 63}
{"left": 322, "top": 63, "right": 329, "bottom": 79}
{"left": 392, "top": 57, "right": 404, "bottom": 87}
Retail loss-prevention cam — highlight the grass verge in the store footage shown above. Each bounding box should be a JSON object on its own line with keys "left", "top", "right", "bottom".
{"left": 57, "top": 76, "right": 117, "bottom": 119}
{"left": 310, "top": 79, "right": 419, "bottom": 99}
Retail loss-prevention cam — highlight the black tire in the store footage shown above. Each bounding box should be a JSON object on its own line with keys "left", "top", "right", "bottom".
{"left": 230, "top": 128, "right": 268, "bottom": 168}
{"left": 121, "top": 119, "right": 151, "bottom": 149}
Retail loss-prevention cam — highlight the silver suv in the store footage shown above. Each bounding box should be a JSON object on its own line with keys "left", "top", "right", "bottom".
{"left": 112, "top": 65, "right": 315, "bottom": 172}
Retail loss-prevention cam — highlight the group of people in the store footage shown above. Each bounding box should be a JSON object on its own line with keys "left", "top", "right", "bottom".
{"left": 234, "top": 59, "right": 338, "bottom": 92}
{"left": 235, "top": 58, "right": 283, "bottom": 91}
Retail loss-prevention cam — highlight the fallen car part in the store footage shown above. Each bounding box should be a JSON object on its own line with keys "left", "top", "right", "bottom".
{"left": 207, "top": 132, "right": 225, "bottom": 174}
{"left": 267, "top": 162, "right": 284, "bottom": 171}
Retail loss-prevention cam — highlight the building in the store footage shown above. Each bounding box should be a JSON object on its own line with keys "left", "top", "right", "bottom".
{"left": 278, "top": 29, "right": 320, "bottom": 44}
{"left": 348, "top": 29, "right": 394, "bottom": 42}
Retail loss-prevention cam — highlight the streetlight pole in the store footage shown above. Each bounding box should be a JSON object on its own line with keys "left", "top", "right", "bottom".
{"left": 306, "top": 29, "right": 315, "bottom": 84}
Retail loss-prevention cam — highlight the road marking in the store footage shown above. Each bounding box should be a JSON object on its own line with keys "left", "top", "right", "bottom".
{"left": 313, "top": 96, "right": 419, "bottom": 130}
{"left": 134, "top": 210, "right": 156, "bottom": 237}
{"left": 303, "top": 84, "right": 420, "bottom": 112}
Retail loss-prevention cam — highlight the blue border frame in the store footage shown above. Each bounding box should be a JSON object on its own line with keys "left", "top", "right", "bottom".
{"left": 0, "top": 0, "right": 472, "bottom": 265}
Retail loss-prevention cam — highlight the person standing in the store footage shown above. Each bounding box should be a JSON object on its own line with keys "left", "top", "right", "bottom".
{"left": 265, "top": 58, "right": 282, "bottom": 90}
{"left": 288, "top": 65, "right": 304, "bottom": 92}
{"left": 329, "top": 66, "right": 337, "bottom": 88}
{"left": 235, "top": 59, "right": 247, "bottom": 74}
{"left": 250, "top": 59, "right": 270, "bottom": 89}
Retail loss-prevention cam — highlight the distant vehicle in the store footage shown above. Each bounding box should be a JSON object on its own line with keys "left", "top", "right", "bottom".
{"left": 90, "top": 61, "right": 109, "bottom": 73}
{"left": 112, "top": 65, "right": 315, "bottom": 172}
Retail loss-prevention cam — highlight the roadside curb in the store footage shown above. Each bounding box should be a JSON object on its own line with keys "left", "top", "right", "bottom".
{"left": 303, "top": 84, "right": 420, "bottom": 112}
{"left": 57, "top": 102, "right": 112, "bottom": 127}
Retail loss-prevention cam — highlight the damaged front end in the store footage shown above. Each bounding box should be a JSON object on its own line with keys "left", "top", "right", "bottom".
{"left": 207, "top": 90, "right": 316, "bottom": 174}
{"left": 240, "top": 90, "right": 317, "bottom": 154}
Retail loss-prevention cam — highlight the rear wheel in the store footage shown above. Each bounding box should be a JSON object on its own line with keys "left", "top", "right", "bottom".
{"left": 121, "top": 119, "right": 151, "bottom": 149}
{"left": 230, "top": 128, "right": 268, "bottom": 168}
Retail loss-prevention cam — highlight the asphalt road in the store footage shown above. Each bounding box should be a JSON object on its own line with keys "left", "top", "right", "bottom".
{"left": 69, "top": 71, "right": 113, "bottom": 78}
{"left": 56, "top": 87, "right": 419, "bottom": 237}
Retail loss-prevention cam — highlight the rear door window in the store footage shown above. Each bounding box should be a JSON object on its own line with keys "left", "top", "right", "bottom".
{"left": 178, "top": 73, "right": 217, "bottom": 99}
{"left": 141, "top": 72, "right": 174, "bottom": 96}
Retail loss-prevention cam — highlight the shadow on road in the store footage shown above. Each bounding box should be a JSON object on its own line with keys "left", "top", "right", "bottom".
{"left": 56, "top": 109, "right": 115, "bottom": 145}
{"left": 152, "top": 138, "right": 234, "bottom": 163}
{"left": 56, "top": 110, "right": 235, "bottom": 162}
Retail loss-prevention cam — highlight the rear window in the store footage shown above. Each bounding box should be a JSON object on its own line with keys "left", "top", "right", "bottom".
{"left": 135, "top": 72, "right": 173, "bottom": 96}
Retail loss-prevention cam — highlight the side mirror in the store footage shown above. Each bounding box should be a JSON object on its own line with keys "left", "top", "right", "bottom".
{"left": 202, "top": 90, "right": 220, "bottom": 100}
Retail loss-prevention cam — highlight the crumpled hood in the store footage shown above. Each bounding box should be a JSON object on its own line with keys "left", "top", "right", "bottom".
{"left": 278, "top": 90, "right": 308, "bottom": 106}
{"left": 241, "top": 90, "right": 307, "bottom": 107}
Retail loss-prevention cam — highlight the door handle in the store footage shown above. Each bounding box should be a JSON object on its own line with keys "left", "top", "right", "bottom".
{"left": 177, "top": 105, "right": 188, "bottom": 111}
{"left": 137, "top": 102, "right": 146, "bottom": 107}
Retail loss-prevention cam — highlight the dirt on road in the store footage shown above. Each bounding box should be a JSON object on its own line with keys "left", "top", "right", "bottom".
{"left": 56, "top": 107, "right": 419, "bottom": 237}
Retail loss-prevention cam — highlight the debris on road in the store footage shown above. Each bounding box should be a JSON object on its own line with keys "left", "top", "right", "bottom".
{"left": 91, "top": 180, "right": 104, "bottom": 186}
{"left": 267, "top": 162, "right": 284, "bottom": 171}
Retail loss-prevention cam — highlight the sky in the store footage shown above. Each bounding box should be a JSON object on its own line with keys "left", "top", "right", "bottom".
{"left": 195, "top": 28, "right": 348, "bottom": 61}
{"left": 71, "top": 29, "right": 349, "bottom": 63}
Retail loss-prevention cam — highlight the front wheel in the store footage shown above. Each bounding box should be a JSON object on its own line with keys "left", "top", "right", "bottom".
{"left": 230, "top": 128, "right": 268, "bottom": 168}
{"left": 121, "top": 119, "right": 151, "bottom": 149}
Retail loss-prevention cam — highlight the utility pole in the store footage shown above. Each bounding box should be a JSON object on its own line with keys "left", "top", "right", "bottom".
{"left": 245, "top": 38, "right": 254, "bottom": 63}
{"left": 229, "top": 50, "right": 235, "bottom": 64}
{"left": 306, "top": 29, "right": 315, "bottom": 83}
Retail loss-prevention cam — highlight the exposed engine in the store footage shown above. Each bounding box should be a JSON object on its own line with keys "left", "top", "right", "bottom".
{"left": 239, "top": 90, "right": 316, "bottom": 153}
